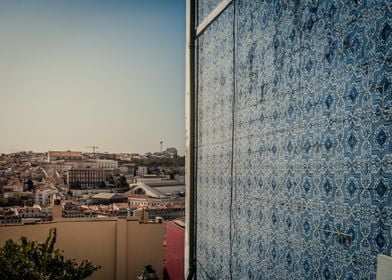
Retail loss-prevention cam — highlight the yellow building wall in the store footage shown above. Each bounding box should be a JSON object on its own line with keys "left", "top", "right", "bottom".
{"left": 0, "top": 218, "right": 164, "bottom": 280}
{"left": 127, "top": 221, "right": 164, "bottom": 280}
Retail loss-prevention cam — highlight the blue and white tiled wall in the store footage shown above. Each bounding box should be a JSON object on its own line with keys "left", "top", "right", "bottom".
{"left": 195, "top": 0, "right": 392, "bottom": 279}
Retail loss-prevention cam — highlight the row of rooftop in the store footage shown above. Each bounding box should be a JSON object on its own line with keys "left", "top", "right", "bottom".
{"left": 0, "top": 150, "right": 185, "bottom": 224}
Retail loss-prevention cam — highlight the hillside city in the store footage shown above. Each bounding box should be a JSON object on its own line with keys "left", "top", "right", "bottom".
{"left": 0, "top": 148, "right": 185, "bottom": 224}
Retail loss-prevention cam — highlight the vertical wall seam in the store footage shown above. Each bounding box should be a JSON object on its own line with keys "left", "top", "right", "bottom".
{"left": 229, "top": 1, "right": 236, "bottom": 279}
{"left": 194, "top": 0, "right": 199, "bottom": 277}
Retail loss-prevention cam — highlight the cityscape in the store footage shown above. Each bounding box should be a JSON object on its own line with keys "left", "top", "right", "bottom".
{"left": 0, "top": 148, "right": 185, "bottom": 222}
{"left": 0, "top": 0, "right": 187, "bottom": 278}
{"left": 0, "top": 148, "right": 185, "bottom": 279}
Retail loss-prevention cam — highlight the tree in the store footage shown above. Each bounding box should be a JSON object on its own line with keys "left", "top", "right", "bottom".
{"left": 70, "top": 181, "right": 82, "bottom": 189}
{"left": 120, "top": 175, "right": 128, "bottom": 188}
{"left": 112, "top": 175, "right": 129, "bottom": 193}
{"left": 98, "top": 181, "right": 107, "bottom": 189}
{"left": 24, "top": 179, "right": 35, "bottom": 191}
{"left": 106, "top": 174, "right": 115, "bottom": 185}
{"left": 0, "top": 228, "right": 100, "bottom": 280}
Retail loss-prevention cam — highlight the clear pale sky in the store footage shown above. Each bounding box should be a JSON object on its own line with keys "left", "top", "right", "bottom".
{"left": 0, "top": 0, "right": 185, "bottom": 155}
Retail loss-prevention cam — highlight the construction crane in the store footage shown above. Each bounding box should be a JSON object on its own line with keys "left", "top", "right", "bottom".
{"left": 85, "top": 146, "right": 98, "bottom": 155}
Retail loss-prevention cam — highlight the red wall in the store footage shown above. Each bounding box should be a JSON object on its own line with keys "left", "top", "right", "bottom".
{"left": 165, "top": 221, "right": 184, "bottom": 280}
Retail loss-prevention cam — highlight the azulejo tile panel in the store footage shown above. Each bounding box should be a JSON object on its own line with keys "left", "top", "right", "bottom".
{"left": 196, "top": 4, "right": 234, "bottom": 280}
{"left": 195, "top": 0, "right": 392, "bottom": 279}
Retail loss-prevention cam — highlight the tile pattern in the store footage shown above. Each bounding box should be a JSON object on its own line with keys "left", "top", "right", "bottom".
{"left": 197, "top": 0, "right": 223, "bottom": 25}
{"left": 196, "top": 5, "right": 234, "bottom": 279}
{"left": 195, "top": 0, "right": 392, "bottom": 279}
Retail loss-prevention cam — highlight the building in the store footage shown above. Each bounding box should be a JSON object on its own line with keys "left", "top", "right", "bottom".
{"left": 68, "top": 160, "right": 118, "bottom": 170}
{"left": 48, "top": 160, "right": 118, "bottom": 170}
{"left": 95, "top": 159, "right": 118, "bottom": 170}
{"left": 94, "top": 152, "right": 116, "bottom": 160}
{"left": 0, "top": 207, "right": 21, "bottom": 225}
{"left": 127, "top": 183, "right": 185, "bottom": 220}
{"left": 48, "top": 151, "right": 83, "bottom": 162}
{"left": 147, "top": 205, "right": 185, "bottom": 220}
{"left": 186, "top": 1, "right": 392, "bottom": 279}
{"left": 137, "top": 166, "right": 148, "bottom": 177}
{"left": 1, "top": 191, "right": 34, "bottom": 207}
{"left": 42, "top": 162, "right": 73, "bottom": 173}
{"left": 14, "top": 205, "right": 52, "bottom": 221}
{"left": 118, "top": 163, "right": 136, "bottom": 176}
{"left": 165, "top": 219, "right": 185, "bottom": 280}
{"left": 165, "top": 147, "right": 178, "bottom": 158}
{"left": 67, "top": 168, "right": 107, "bottom": 189}
{"left": 129, "top": 182, "right": 185, "bottom": 198}
{"left": 126, "top": 196, "right": 185, "bottom": 221}
{"left": 69, "top": 188, "right": 113, "bottom": 198}
{"left": 134, "top": 175, "right": 175, "bottom": 185}
{"left": 90, "top": 193, "right": 128, "bottom": 205}
{"left": 34, "top": 187, "right": 58, "bottom": 206}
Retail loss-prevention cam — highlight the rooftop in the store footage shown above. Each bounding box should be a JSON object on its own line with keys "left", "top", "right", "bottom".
{"left": 91, "top": 193, "right": 127, "bottom": 200}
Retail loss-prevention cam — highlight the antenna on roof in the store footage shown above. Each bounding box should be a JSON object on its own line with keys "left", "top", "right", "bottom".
{"left": 85, "top": 146, "right": 98, "bottom": 155}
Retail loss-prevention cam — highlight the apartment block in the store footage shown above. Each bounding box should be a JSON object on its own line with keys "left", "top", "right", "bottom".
{"left": 67, "top": 168, "right": 107, "bottom": 188}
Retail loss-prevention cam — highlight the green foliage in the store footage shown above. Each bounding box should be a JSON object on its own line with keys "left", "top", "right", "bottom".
{"left": 106, "top": 174, "right": 115, "bottom": 185}
{"left": 0, "top": 228, "right": 100, "bottom": 280}
{"left": 131, "top": 156, "right": 185, "bottom": 169}
{"left": 98, "top": 181, "right": 107, "bottom": 189}
{"left": 115, "top": 175, "right": 128, "bottom": 189}
{"left": 24, "top": 179, "right": 35, "bottom": 191}
{"left": 111, "top": 175, "right": 129, "bottom": 193}
{"left": 70, "top": 181, "right": 82, "bottom": 190}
